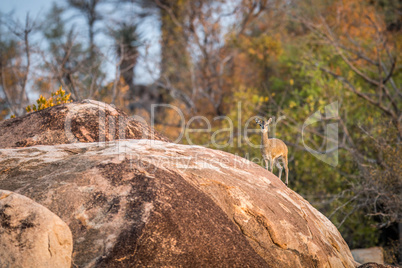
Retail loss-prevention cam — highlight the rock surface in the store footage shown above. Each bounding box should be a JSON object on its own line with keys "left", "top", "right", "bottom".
{"left": 0, "top": 99, "right": 168, "bottom": 149}
{"left": 351, "top": 247, "right": 384, "bottom": 265}
{"left": 0, "top": 139, "right": 356, "bottom": 267}
{"left": 0, "top": 190, "right": 73, "bottom": 268}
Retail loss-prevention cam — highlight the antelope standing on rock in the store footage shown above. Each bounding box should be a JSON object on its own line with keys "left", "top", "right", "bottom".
{"left": 255, "top": 118, "right": 289, "bottom": 186}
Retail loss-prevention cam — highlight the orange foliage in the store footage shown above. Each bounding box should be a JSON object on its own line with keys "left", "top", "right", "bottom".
{"left": 325, "top": 0, "right": 388, "bottom": 62}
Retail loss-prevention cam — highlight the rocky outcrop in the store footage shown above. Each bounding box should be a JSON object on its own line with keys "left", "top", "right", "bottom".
{"left": 352, "top": 247, "right": 384, "bottom": 265}
{"left": 0, "top": 190, "right": 73, "bottom": 268}
{"left": 0, "top": 99, "right": 168, "bottom": 149}
{"left": 0, "top": 139, "right": 356, "bottom": 267}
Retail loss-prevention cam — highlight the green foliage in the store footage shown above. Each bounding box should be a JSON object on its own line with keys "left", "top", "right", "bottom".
{"left": 43, "top": 3, "right": 66, "bottom": 41}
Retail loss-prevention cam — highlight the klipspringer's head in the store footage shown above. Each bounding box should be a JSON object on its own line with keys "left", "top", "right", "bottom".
{"left": 255, "top": 117, "right": 272, "bottom": 131}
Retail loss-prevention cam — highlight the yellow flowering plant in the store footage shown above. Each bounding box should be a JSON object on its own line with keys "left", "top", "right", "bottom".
{"left": 25, "top": 86, "right": 72, "bottom": 113}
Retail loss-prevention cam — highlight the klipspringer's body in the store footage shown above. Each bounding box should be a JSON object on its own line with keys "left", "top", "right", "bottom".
{"left": 256, "top": 118, "right": 289, "bottom": 186}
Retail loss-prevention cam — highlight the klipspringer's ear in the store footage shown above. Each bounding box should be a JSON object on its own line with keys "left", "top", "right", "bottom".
{"left": 267, "top": 118, "right": 272, "bottom": 124}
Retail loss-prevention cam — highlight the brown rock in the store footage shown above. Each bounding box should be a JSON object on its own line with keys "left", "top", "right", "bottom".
{"left": 352, "top": 247, "right": 384, "bottom": 264}
{"left": 0, "top": 139, "right": 356, "bottom": 267}
{"left": 0, "top": 190, "right": 73, "bottom": 268}
{"left": 0, "top": 99, "right": 168, "bottom": 148}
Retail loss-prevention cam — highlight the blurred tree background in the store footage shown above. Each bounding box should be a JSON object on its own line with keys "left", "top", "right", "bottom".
{"left": 0, "top": 0, "right": 401, "bottom": 264}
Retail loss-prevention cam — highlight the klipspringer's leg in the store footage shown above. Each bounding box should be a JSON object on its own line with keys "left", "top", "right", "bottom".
{"left": 265, "top": 159, "right": 269, "bottom": 171}
{"left": 269, "top": 157, "right": 274, "bottom": 173}
{"left": 284, "top": 155, "right": 289, "bottom": 186}
{"left": 275, "top": 159, "right": 283, "bottom": 181}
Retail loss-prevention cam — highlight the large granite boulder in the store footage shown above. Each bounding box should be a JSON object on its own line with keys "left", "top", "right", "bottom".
{"left": 0, "top": 190, "right": 73, "bottom": 268}
{"left": 0, "top": 99, "right": 167, "bottom": 149}
{"left": 0, "top": 138, "right": 357, "bottom": 267}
